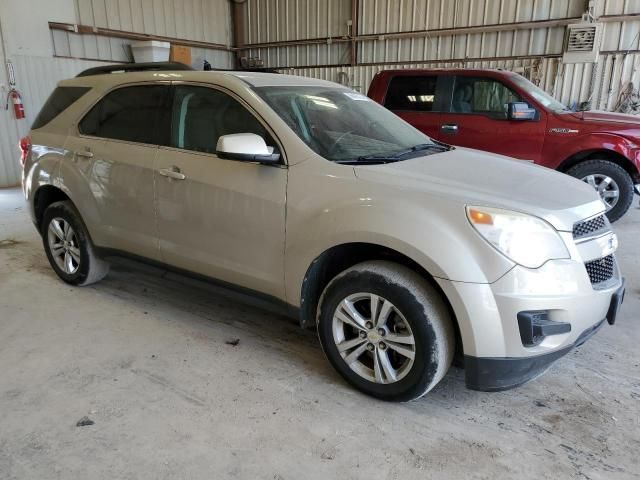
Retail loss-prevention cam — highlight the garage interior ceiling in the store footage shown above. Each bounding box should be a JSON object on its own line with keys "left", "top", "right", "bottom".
{"left": 1, "top": 0, "right": 640, "bottom": 187}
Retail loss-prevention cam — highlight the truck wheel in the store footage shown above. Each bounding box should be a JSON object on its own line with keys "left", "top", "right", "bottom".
{"left": 567, "top": 159, "right": 634, "bottom": 222}
{"left": 41, "top": 201, "right": 109, "bottom": 286}
{"left": 316, "top": 261, "right": 454, "bottom": 402}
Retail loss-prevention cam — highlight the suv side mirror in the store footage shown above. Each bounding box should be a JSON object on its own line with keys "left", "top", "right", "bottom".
{"left": 216, "top": 133, "right": 281, "bottom": 164}
{"left": 507, "top": 102, "right": 537, "bottom": 121}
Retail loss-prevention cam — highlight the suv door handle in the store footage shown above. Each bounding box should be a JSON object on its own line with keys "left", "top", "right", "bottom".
{"left": 440, "top": 124, "right": 458, "bottom": 134}
{"left": 75, "top": 149, "right": 94, "bottom": 158}
{"left": 159, "top": 166, "right": 186, "bottom": 180}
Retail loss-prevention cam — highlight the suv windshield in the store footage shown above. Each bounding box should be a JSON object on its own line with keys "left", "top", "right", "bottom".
{"left": 255, "top": 86, "right": 444, "bottom": 163}
{"left": 510, "top": 74, "right": 569, "bottom": 113}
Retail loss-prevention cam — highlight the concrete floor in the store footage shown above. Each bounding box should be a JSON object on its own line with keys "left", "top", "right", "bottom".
{"left": 0, "top": 186, "right": 639, "bottom": 480}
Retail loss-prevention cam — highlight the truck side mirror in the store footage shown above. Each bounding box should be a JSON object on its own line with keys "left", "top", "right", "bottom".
{"left": 507, "top": 102, "right": 537, "bottom": 121}
{"left": 216, "top": 133, "right": 281, "bottom": 164}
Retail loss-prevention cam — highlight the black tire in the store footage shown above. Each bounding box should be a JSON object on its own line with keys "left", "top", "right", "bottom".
{"left": 566, "top": 159, "right": 634, "bottom": 223}
{"left": 41, "top": 201, "right": 109, "bottom": 286}
{"left": 317, "top": 261, "right": 454, "bottom": 402}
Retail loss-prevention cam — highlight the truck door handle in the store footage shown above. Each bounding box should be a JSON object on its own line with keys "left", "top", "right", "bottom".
{"left": 159, "top": 166, "right": 186, "bottom": 180}
{"left": 441, "top": 124, "right": 459, "bottom": 134}
{"left": 75, "top": 149, "right": 94, "bottom": 158}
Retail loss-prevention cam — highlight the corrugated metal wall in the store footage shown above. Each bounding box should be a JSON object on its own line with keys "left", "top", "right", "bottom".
{"left": 241, "top": 0, "right": 352, "bottom": 67}
{"left": 239, "top": 0, "right": 640, "bottom": 115}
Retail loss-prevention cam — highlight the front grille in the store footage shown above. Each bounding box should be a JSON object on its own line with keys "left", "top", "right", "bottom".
{"left": 585, "top": 255, "right": 615, "bottom": 285}
{"left": 573, "top": 214, "right": 607, "bottom": 240}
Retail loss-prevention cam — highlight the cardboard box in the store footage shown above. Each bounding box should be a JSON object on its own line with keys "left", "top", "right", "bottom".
{"left": 170, "top": 45, "right": 192, "bottom": 66}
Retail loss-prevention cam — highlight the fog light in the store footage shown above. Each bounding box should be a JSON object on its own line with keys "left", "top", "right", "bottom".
{"left": 517, "top": 311, "right": 571, "bottom": 347}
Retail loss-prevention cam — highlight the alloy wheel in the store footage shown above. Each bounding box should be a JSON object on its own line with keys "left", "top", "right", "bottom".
{"left": 331, "top": 292, "right": 415, "bottom": 384}
{"left": 47, "top": 217, "right": 81, "bottom": 274}
{"left": 581, "top": 174, "right": 620, "bottom": 211}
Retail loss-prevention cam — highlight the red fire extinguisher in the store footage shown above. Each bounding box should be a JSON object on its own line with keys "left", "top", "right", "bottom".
{"left": 5, "top": 88, "right": 25, "bottom": 120}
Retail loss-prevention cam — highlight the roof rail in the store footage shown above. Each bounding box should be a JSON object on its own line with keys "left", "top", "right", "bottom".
{"left": 76, "top": 62, "right": 194, "bottom": 77}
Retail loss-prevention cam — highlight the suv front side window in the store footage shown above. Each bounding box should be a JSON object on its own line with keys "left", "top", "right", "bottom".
{"left": 451, "top": 76, "right": 526, "bottom": 119}
{"left": 170, "top": 85, "right": 271, "bottom": 154}
{"left": 79, "top": 85, "right": 170, "bottom": 145}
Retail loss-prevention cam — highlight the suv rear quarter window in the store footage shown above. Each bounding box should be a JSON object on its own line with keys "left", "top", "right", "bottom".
{"left": 32, "top": 86, "right": 91, "bottom": 130}
{"left": 79, "top": 85, "right": 170, "bottom": 145}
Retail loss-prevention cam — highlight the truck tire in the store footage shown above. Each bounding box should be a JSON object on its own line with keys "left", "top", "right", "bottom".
{"left": 316, "top": 261, "right": 454, "bottom": 402}
{"left": 567, "top": 159, "right": 634, "bottom": 222}
{"left": 41, "top": 201, "right": 110, "bottom": 286}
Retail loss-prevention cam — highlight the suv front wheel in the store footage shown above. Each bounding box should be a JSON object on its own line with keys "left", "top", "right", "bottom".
{"left": 317, "top": 261, "right": 454, "bottom": 401}
{"left": 567, "top": 159, "right": 634, "bottom": 222}
{"left": 42, "top": 201, "right": 109, "bottom": 286}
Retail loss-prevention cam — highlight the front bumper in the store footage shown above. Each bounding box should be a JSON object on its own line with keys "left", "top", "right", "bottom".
{"left": 436, "top": 255, "right": 624, "bottom": 391}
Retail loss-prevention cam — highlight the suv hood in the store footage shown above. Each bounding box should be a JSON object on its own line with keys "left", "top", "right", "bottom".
{"left": 353, "top": 147, "right": 604, "bottom": 231}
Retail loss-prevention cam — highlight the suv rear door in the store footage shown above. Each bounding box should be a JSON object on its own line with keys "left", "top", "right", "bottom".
{"left": 438, "top": 74, "right": 547, "bottom": 161}
{"left": 153, "top": 83, "right": 287, "bottom": 298}
{"left": 64, "top": 83, "right": 170, "bottom": 259}
{"left": 382, "top": 73, "right": 446, "bottom": 140}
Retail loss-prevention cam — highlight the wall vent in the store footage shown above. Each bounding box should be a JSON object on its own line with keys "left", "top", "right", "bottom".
{"left": 562, "top": 23, "right": 602, "bottom": 63}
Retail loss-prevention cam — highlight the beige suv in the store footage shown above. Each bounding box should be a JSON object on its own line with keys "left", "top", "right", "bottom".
{"left": 22, "top": 63, "right": 625, "bottom": 401}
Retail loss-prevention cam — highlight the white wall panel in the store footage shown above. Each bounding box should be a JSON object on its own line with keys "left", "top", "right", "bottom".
{"left": 73, "top": 0, "right": 231, "bottom": 45}
{"left": 52, "top": 0, "right": 234, "bottom": 67}
{"left": 0, "top": 0, "right": 234, "bottom": 186}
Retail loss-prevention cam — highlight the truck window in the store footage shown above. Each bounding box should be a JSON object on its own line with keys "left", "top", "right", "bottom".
{"left": 451, "top": 77, "right": 524, "bottom": 119}
{"left": 384, "top": 76, "right": 438, "bottom": 112}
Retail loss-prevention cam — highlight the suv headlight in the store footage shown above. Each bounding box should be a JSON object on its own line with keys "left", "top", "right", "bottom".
{"left": 466, "top": 206, "right": 570, "bottom": 268}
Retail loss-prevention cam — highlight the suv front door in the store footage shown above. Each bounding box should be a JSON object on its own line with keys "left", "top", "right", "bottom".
{"left": 66, "top": 84, "right": 170, "bottom": 258}
{"left": 439, "top": 75, "right": 547, "bottom": 161}
{"left": 154, "top": 84, "right": 287, "bottom": 298}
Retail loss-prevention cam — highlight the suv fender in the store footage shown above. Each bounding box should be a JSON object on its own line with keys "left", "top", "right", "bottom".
{"left": 285, "top": 197, "right": 515, "bottom": 310}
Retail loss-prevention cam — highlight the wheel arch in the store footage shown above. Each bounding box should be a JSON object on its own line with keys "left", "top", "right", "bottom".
{"left": 557, "top": 148, "right": 639, "bottom": 182}
{"left": 299, "top": 242, "right": 464, "bottom": 360}
{"left": 33, "top": 185, "right": 72, "bottom": 232}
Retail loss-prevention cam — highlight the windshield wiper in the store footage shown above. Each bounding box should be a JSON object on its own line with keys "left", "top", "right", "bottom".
{"left": 354, "top": 143, "right": 450, "bottom": 162}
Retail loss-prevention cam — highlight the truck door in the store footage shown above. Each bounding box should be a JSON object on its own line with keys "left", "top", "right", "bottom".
{"left": 438, "top": 75, "right": 547, "bottom": 162}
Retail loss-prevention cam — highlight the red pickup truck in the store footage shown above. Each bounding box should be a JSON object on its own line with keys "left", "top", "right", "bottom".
{"left": 368, "top": 69, "right": 640, "bottom": 221}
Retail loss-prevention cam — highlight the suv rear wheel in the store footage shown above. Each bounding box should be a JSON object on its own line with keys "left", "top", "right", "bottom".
{"left": 317, "top": 261, "right": 454, "bottom": 401}
{"left": 42, "top": 201, "right": 109, "bottom": 285}
{"left": 567, "top": 159, "right": 634, "bottom": 222}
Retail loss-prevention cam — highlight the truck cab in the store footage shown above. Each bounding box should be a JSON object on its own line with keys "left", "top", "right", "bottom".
{"left": 368, "top": 68, "right": 640, "bottom": 222}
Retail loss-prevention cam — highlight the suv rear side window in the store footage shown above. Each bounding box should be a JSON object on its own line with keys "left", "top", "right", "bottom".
{"left": 79, "top": 85, "right": 169, "bottom": 145}
{"left": 32, "top": 86, "right": 91, "bottom": 130}
{"left": 170, "top": 85, "right": 270, "bottom": 154}
{"left": 451, "top": 76, "right": 523, "bottom": 119}
{"left": 384, "top": 76, "right": 438, "bottom": 112}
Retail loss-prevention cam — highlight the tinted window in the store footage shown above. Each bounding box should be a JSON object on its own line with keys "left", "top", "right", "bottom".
{"left": 171, "top": 85, "right": 270, "bottom": 154}
{"left": 32, "top": 86, "right": 91, "bottom": 129}
{"left": 451, "top": 77, "right": 523, "bottom": 118}
{"left": 384, "top": 76, "right": 438, "bottom": 111}
{"left": 79, "top": 85, "right": 169, "bottom": 144}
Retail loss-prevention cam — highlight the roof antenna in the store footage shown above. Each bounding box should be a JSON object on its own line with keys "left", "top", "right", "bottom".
{"left": 203, "top": 60, "right": 212, "bottom": 71}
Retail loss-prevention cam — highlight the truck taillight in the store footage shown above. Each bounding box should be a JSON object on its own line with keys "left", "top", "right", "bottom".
{"left": 19, "top": 136, "right": 31, "bottom": 166}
